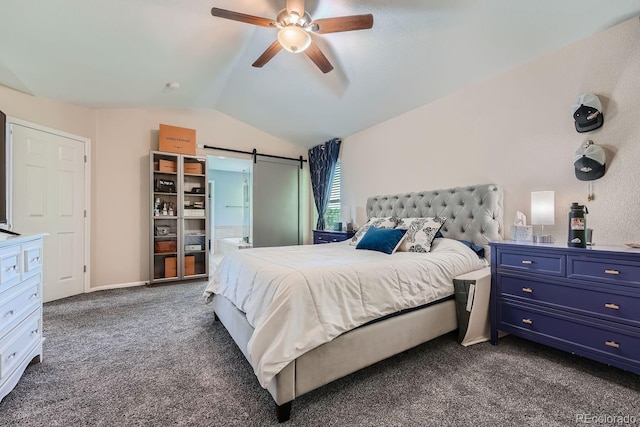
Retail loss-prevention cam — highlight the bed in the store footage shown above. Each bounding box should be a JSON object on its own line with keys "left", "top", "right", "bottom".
{"left": 205, "top": 184, "right": 503, "bottom": 422}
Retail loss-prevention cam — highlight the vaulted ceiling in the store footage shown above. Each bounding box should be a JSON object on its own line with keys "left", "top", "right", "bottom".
{"left": 1, "top": 1, "right": 639, "bottom": 148}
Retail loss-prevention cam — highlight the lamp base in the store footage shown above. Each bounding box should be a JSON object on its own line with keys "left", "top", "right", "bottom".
{"left": 533, "top": 234, "right": 554, "bottom": 243}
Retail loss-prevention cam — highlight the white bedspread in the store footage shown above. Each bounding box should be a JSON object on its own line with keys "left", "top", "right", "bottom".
{"left": 204, "top": 238, "right": 487, "bottom": 387}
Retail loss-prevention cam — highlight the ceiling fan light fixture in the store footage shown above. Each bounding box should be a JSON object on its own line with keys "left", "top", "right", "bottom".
{"left": 277, "top": 25, "right": 311, "bottom": 53}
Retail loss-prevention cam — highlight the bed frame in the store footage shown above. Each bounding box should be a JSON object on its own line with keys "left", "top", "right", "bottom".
{"left": 212, "top": 184, "right": 503, "bottom": 422}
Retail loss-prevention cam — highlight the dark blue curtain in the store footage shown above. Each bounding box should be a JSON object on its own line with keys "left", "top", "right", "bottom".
{"left": 308, "top": 138, "right": 341, "bottom": 230}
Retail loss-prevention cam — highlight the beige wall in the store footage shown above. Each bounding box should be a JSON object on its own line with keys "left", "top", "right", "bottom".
{"left": 341, "top": 16, "right": 640, "bottom": 246}
{"left": 0, "top": 86, "right": 96, "bottom": 139}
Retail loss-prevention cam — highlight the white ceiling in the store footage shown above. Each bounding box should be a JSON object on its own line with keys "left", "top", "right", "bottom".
{"left": 1, "top": 1, "right": 639, "bottom": 149}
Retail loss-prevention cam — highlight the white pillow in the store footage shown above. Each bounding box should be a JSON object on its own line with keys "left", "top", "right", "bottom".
{"left": 349, "top": 217, "right": 400, "bottom": 246}
{"left": 395, "top": 217, "right": 447, "bottom": 253}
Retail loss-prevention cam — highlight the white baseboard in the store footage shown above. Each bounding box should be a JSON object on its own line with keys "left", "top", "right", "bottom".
{"left": 87, "top": 281, "right": 147, "bottom": 293}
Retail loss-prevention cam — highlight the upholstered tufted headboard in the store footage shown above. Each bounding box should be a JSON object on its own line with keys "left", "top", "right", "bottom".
{"left": 366, "top": 184, "right": 503, "bottom": 259}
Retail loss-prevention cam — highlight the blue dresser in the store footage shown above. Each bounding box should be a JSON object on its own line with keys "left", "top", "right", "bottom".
{"left": 490, "top": 241, "right": 640, "bottom": 375}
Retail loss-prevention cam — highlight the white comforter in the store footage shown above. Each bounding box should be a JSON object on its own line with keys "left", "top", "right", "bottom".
{"left": 204, "top": 238, "right": 487, "bottom": 387}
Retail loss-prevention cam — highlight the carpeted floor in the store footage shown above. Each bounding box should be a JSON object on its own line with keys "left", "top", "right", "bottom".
{"left": 0, "top": 281, "right": 638, "bottom": 426}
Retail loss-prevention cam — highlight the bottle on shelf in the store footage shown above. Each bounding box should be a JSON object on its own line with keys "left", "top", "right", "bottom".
{"left": 568, "top": 202, "right": 588, "bottom": 248}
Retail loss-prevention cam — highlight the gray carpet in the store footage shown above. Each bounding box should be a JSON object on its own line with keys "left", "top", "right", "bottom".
{"left": 0, "top": 281, "right": 638, "bottom": 426}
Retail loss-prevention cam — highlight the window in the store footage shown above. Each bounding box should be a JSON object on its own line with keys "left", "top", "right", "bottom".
{"left": 324, "top": 161, "right": 341, "bottom": 229}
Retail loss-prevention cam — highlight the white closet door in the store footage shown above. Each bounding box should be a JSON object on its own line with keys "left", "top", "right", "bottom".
{"left": 252, "top": 157, "right": 300, "bottom": 248}
{"left": 11, "top": 123, "right": 86, "bottom": 302}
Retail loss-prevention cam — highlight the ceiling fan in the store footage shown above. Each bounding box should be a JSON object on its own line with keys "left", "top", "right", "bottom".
{"left": 211, "top": 0, "right": 374, "bottom": 73}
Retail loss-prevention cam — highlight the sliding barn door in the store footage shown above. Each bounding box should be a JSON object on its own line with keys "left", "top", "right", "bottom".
{"left": 252, "top": 157, "right": 300, "bottom": 248}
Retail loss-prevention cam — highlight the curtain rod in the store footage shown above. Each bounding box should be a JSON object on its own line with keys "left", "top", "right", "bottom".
{"left": 203, "top": 145, "right": 307, "bottom": 169}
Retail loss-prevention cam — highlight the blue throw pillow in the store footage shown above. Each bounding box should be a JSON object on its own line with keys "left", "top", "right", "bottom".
{"left": 458, "top": 240, "right": 485, "bottom": 258}
{"left": 433, "top": 231, "right": 485, "bottom": 258}
{"left": 356, "top": 227, "right": 407, "bottom": 254}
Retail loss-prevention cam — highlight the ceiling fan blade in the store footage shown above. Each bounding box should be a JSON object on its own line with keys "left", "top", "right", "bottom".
{"left": 286, "top": 0, "right": 305, "bottom": 16}
{"left": 311, "top": 14, "right": 374, "bottom": 34}
{"left": 304, "top": 42, "right": 333, "bottom": 74}
{"left": 252, "top": 40, "right": 284, "bottom": 68}
{"left": 211, "top": 7, "right": 277, "bottom": 28}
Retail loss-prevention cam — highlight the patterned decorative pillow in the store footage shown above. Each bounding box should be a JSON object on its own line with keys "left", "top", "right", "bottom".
{"left": 395, "top": 217, "right": 447, "bottom": 253}
{"left": 349, "top": 217, "right": 401, "bottom": 246}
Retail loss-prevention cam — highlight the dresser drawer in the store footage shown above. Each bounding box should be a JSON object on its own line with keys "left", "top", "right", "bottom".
{"left": 0, "top": 274, "right": 42, "bottom": 340}
{"left": 498, "top": 303, "right": 640, "bottom": 364}
{"left": 0, "top": 245, "right": 21, "bottom": 290}
{"left": 498, "top": 274, "right": 640, "bottom": 326}
{"left": 313, "top": 231, "right": 354, "bottom": 244}
{"left": 568, "top": 255, "right": 640, "bottom": 287}
{"left": 22, "top": 241, "right": 43, "bottom": 280}
{"left": 496, "top": 249, "right": 565, "bottom": 276}
{"left": 0, "top": 309, "right": 42, "bottom": 381}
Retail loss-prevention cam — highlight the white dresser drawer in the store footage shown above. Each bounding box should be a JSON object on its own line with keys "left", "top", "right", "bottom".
{"left": 0, "top": 275, "right": 41, "bottom": 340}
{"left": 0, "top": 245, "right": 21, "bottom": 290}
{"left": 0, "top": 309, "right": 41, "bottom": 381}
{"left": 22, "top": 241, "right": 43, "bottom": 280}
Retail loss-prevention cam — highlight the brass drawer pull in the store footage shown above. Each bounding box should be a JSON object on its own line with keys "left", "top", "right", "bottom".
{"left": 522, "top": 287, "right": 533, "bottom": 293}
{"left": 521, "top": 260, "right": 533, "bottom": 265}
{"left": 604, "top": 269, "right": 620, "bottom": 275}
{"left": 522, "top": 318, "right": 533, "bottom": 325}
{"left": 605, "top": 341, "right": 620, "bottom": 349}
{"left": 604, "top": 303, "right": 620, "bottom": 310}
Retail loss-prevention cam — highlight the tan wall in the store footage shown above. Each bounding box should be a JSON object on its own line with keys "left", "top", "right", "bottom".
{"left": 341, "top": 16, "right": 640, "bottom": 246}
{"left": 94, "top": 108, "right": 309, "bottom": 288}
{"left": 0, "top": 86, "right": 96, "bottom": 139}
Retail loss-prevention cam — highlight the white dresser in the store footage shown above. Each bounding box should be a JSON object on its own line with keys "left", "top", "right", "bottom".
{"left": 0, "top": 234, "right": 45, "bottom": 403}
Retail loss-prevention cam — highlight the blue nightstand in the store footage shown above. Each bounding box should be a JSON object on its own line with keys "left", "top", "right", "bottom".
{"left": 313, "top": 230, "right": 355, "bottom": 244}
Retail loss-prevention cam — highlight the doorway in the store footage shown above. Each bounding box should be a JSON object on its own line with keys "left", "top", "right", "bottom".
{"left": 207, "top": 156, "right": 253, "bottom": 271}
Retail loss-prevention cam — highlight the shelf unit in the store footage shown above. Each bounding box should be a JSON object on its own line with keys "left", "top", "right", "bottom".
{"left": 150, "top": 151, "right": 209, "bottom": 284}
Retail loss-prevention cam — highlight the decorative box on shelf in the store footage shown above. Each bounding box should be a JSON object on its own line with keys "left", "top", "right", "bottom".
{"left": 184, "top": 162, "right": 204, "bottom": 175}
{"left": 158, "top": 124, "right": 196, "bottom": 155}
{"left": 184, "top": 209, "right": 206, "bottom": 217}
{"left": 158, "top": 159, "right": 177, "bottom": 173}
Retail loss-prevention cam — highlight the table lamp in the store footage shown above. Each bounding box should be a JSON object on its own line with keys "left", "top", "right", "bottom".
{"left": 531, "top": 191, "right": 554, "bottom": 243}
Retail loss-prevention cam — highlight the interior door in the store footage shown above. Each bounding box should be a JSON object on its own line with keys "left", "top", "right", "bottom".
{"left": 252, "top": 157, "right": 300, "bottom": 248}
{"left": 10, "top": 123, "right": 86, "bottom": 302}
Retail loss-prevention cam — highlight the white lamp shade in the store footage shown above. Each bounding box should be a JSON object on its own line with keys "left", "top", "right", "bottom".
{"left": 277, "top": 26, "right": 311, "bottom": 53}
{"left": 531, "top": 191, "right": 555, "bottom": 225}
